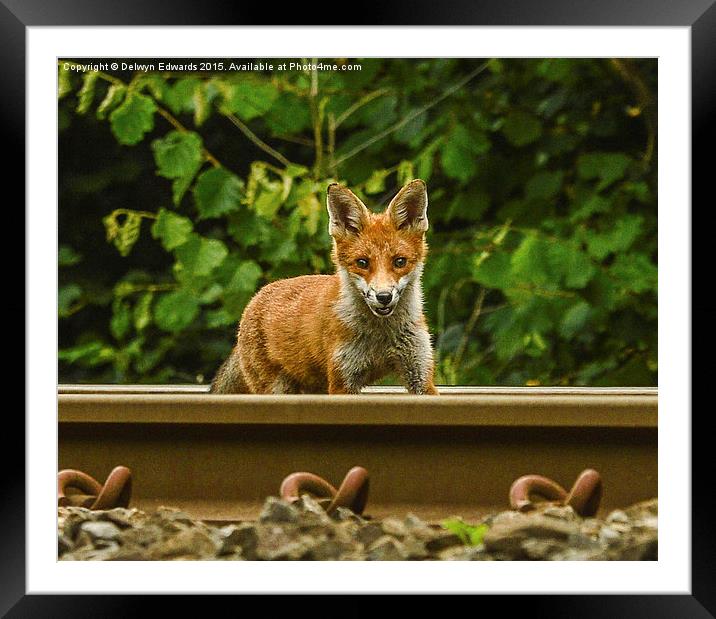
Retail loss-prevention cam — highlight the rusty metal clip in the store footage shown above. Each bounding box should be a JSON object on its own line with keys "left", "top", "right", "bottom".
{"left": 58, "top": 466, "right": 132, "bottom": 510}
{"left": 509, "top": 468, "right": 603, "bottom": 517}
{"left": 280, "top": 466, "right": 369, "bottom": 515}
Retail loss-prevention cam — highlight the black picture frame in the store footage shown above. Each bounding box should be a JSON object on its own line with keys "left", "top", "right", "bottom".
{"left": 7, "top": 0, "right": 709, "bottom": 614}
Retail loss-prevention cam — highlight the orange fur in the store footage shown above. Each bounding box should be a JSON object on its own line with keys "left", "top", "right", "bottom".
{"left": 211, "top": 180, "right": 438, "bottom": 395}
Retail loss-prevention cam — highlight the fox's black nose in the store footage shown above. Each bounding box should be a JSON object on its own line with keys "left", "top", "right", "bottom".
{"left": 376, "top": 291, "right": 393, "bottom": 306}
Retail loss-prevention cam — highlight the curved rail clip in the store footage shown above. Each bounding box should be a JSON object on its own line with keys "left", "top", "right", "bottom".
{"left": 509, "top": 468, "right": 603, "bottom": 517}
{"left": 280, "top": 466, "right": 370, "bottom": 515}
{"left": 58, "top": 466, "right": 132, "bottom": 511}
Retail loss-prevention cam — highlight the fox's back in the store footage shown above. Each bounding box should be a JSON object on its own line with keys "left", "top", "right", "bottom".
{"left": 237, "top": 274, "right": 345, "bottom": 387}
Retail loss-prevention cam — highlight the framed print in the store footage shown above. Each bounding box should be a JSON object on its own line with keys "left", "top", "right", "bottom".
{"left": 8, "top": 0, "right": 708, "bottom": 613}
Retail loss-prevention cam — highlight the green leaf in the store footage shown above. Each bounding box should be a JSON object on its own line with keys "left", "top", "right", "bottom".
{"left": 472, "top": 252, "right": 511, "bottom": 289}
{"left": 297, "top": 192, "right": 322, "bottom": 236}
{"left": 445, "top": 190, "right": 490, "bottom": 223}
{"left": 96, "top": 83, "right": 127, "bottom": 120}
{"left": 511, "top": 235, "right": 554, "bottom": 288}
{"left": 175, "top": 234, "right": 228, "bottom": 276}
{"left": 109, "top": 92, "right": 157, "bottom": 145}
{"left": 549, "top": 240, "right": 596, "bottom": 289}
{"left": 525, "top": 170, "right": 563, "bottom": 201}
{"left": 154, "top": 290, "right": 200, "bottom": 333}
{"left": 397, "top": 160, "right": 415, "bottom": 186}
{"left": 537, "top": 59, "right": 574, "bottom": 82}
{"left": 502, "top": 111, "right": 542, "bottom": 147}
{"left": 103, "top": 210, "right": 144, "bottom": 257}
{"left": 364, "top": 169, "right": 390, "bottom": 194}
{"left": 585, "top": 215, "right": 643, "bottom": 260}
{"left": 264, "top": 93, "right": 312, "bottom": 134}
{"left": 172, "top": 173, "right": 197, "bottom": 207}
{"left": 560, "top": 301, "right": 591, "bottom": 338}
{"left": 569, "top": 193, "right": 611, "bottom": 223}
{"left": 220, "top": 79, "right": 279, "bottom": 120}
{"left": 441, "top": 124, "right": 490, "bottom": 182}
{"left": 58, "top": 284, "right": 82, "bottom": 317}
{"left": 110, "top": 298, "right": 132, "bottom": 339}
{"left": 133, "top": 292, "right": 154, "bottom": 331}
{"left": 205, "top": 307, "right": 237, "bottom": 328}
{"left": 193, "top": 168, "right": 244, "bottom": 219}
{"left": 193, "top": 83, "right": 211, "bottom": 127}
{"left": 58, "top": 64, "right": 72, "bottom": 99}
{"left": 58, "top": 245, "right": 82, "bottom": 267}
{"left": 151, "top": 208, "right": 194, "bottom": 251}
{"left": 76, "top": 72, "right": 99, "bottom": 115}
{"left": 442, "top": 519, "right": 488, "bottom": 546}
{"left": 609, "top": 253, "right": 657, "bottom": 293}
{"left": 254, "top": 184, "right": 284, "bottom": 219}
{"left": 151, "top": 131, "right": 203, "bottom": 179}
{"left": 164, "top": 78, "right": 202, "bottom": 115}
{"left": 226, "top": 260, "right": 262, "bottom": 293}
{"left": 58, "top": 341, "right": 114, "bottom": 366}
{"left": 577, "top": 152, "right": 631, "bottom": 191}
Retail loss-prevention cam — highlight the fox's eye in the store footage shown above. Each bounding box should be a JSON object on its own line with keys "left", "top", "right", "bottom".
{"left": 393, "top": 256, "right": 407, "bottom": 268}
{"left": 356, "top": 258, "right": 369, "bottom": 269}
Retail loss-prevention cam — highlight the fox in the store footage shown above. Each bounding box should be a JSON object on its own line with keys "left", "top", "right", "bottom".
{"left": 210, "top": 178, "right": 439, "bottom": 395}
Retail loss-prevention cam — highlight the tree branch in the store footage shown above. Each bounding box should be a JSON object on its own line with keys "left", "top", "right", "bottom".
{"left": 333, "top": 60, "right": 493, "bottom": 168}
{"left": 223, "top": 112, "right": 292, "bottom": 168}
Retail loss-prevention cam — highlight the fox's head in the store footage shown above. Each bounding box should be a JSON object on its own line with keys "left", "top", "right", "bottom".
{"left": 327, "top": 179, "right": 429, "bottom": 318}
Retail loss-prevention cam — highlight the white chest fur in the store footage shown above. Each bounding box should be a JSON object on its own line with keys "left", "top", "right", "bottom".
{"left": 332, "top": 266, "right": 434, "bottom": 393}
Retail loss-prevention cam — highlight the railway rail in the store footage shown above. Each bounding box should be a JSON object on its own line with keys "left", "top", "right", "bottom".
{"left": 58, "top": 385, "right": 657, "bottom": 523}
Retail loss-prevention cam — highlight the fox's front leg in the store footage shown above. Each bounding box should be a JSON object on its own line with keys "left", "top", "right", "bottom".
{"left": 397, "top": 329, "right": 439, "bottom": 395}
{"left": 327, "top": 350, "right": 366, "bottom": 394}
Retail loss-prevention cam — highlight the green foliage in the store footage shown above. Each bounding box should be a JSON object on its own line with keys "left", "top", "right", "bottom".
{"left": 58, "top": 58, "right": 657, "bottom": 386}
{"left": 442, "top": 519, "right": 489, "bottom": 546}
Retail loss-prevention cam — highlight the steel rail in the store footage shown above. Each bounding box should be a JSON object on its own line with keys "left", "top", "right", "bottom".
{"left": 58, "top": 386, "right": 657, "bottom": 523}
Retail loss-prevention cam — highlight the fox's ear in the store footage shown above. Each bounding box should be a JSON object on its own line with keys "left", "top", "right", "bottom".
{"left": 326, "top": 184, "right": 371, "bottom": 237}
{"left": 387, "top": 179, "right": 429, "bottom": 233}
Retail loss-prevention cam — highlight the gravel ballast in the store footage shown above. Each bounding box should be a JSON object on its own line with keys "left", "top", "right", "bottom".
{"left": 58, "top": 495, "right": 658, "bottom": 561}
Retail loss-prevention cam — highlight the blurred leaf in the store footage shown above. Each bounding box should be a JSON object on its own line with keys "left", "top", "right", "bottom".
{"left": 110, "top": 298, "right": 132, "bottom": 339}
{"left": 59, "top": 245, "right": 82, "bottom": 267}
{"left": 472, "top": 251, "right": 511, "bottom": 289}
{"left": 154, "top": 290, "right": 200, "bottom": 332}
{"left": 441, "top": 124, "right": 489, "bottom": 182}
{"left": 58, "top": 64, "right": 72, "bottom": 99}
{"left": 219, "top": 78, "right": 279, "bottom": 120}
{"left": 76, "top": 72, "right": 99, "bottom": 115}
{"left": 134, "top": 292, "right": 154, "bottom": 331}
{"left": 585, "top": 215, "right": 643, "bottom": 260}
{"left": 502, "top": 111, "right": 542, "bottom": 146}
{"left": 58, "top": 284, "right": 82, "bottom": 317}
{"left": 264, "top": 93, "right": 311, "bottom": 134}
{"left": 364, "top": 169, "right": 390, "bottom": 194}
{"left": 96, "top": 83, "right": 127, "bottom": 120}
{"left": 609, "top": 253, "right": 657, "bottom": 293}
{"left": 58, "top": 341, "right": 114, "bottom": 366}
{"left": 560, "top": 301, "right": 591, "bottom": 338}
{"left": 577, "top": 152, "right": 631, "bottom": 191}
{"left": 525, "top": 170, "right": 563, "bottom": 201}
{"left": 226, "top": 260, "right": 262, "bottom": 293}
